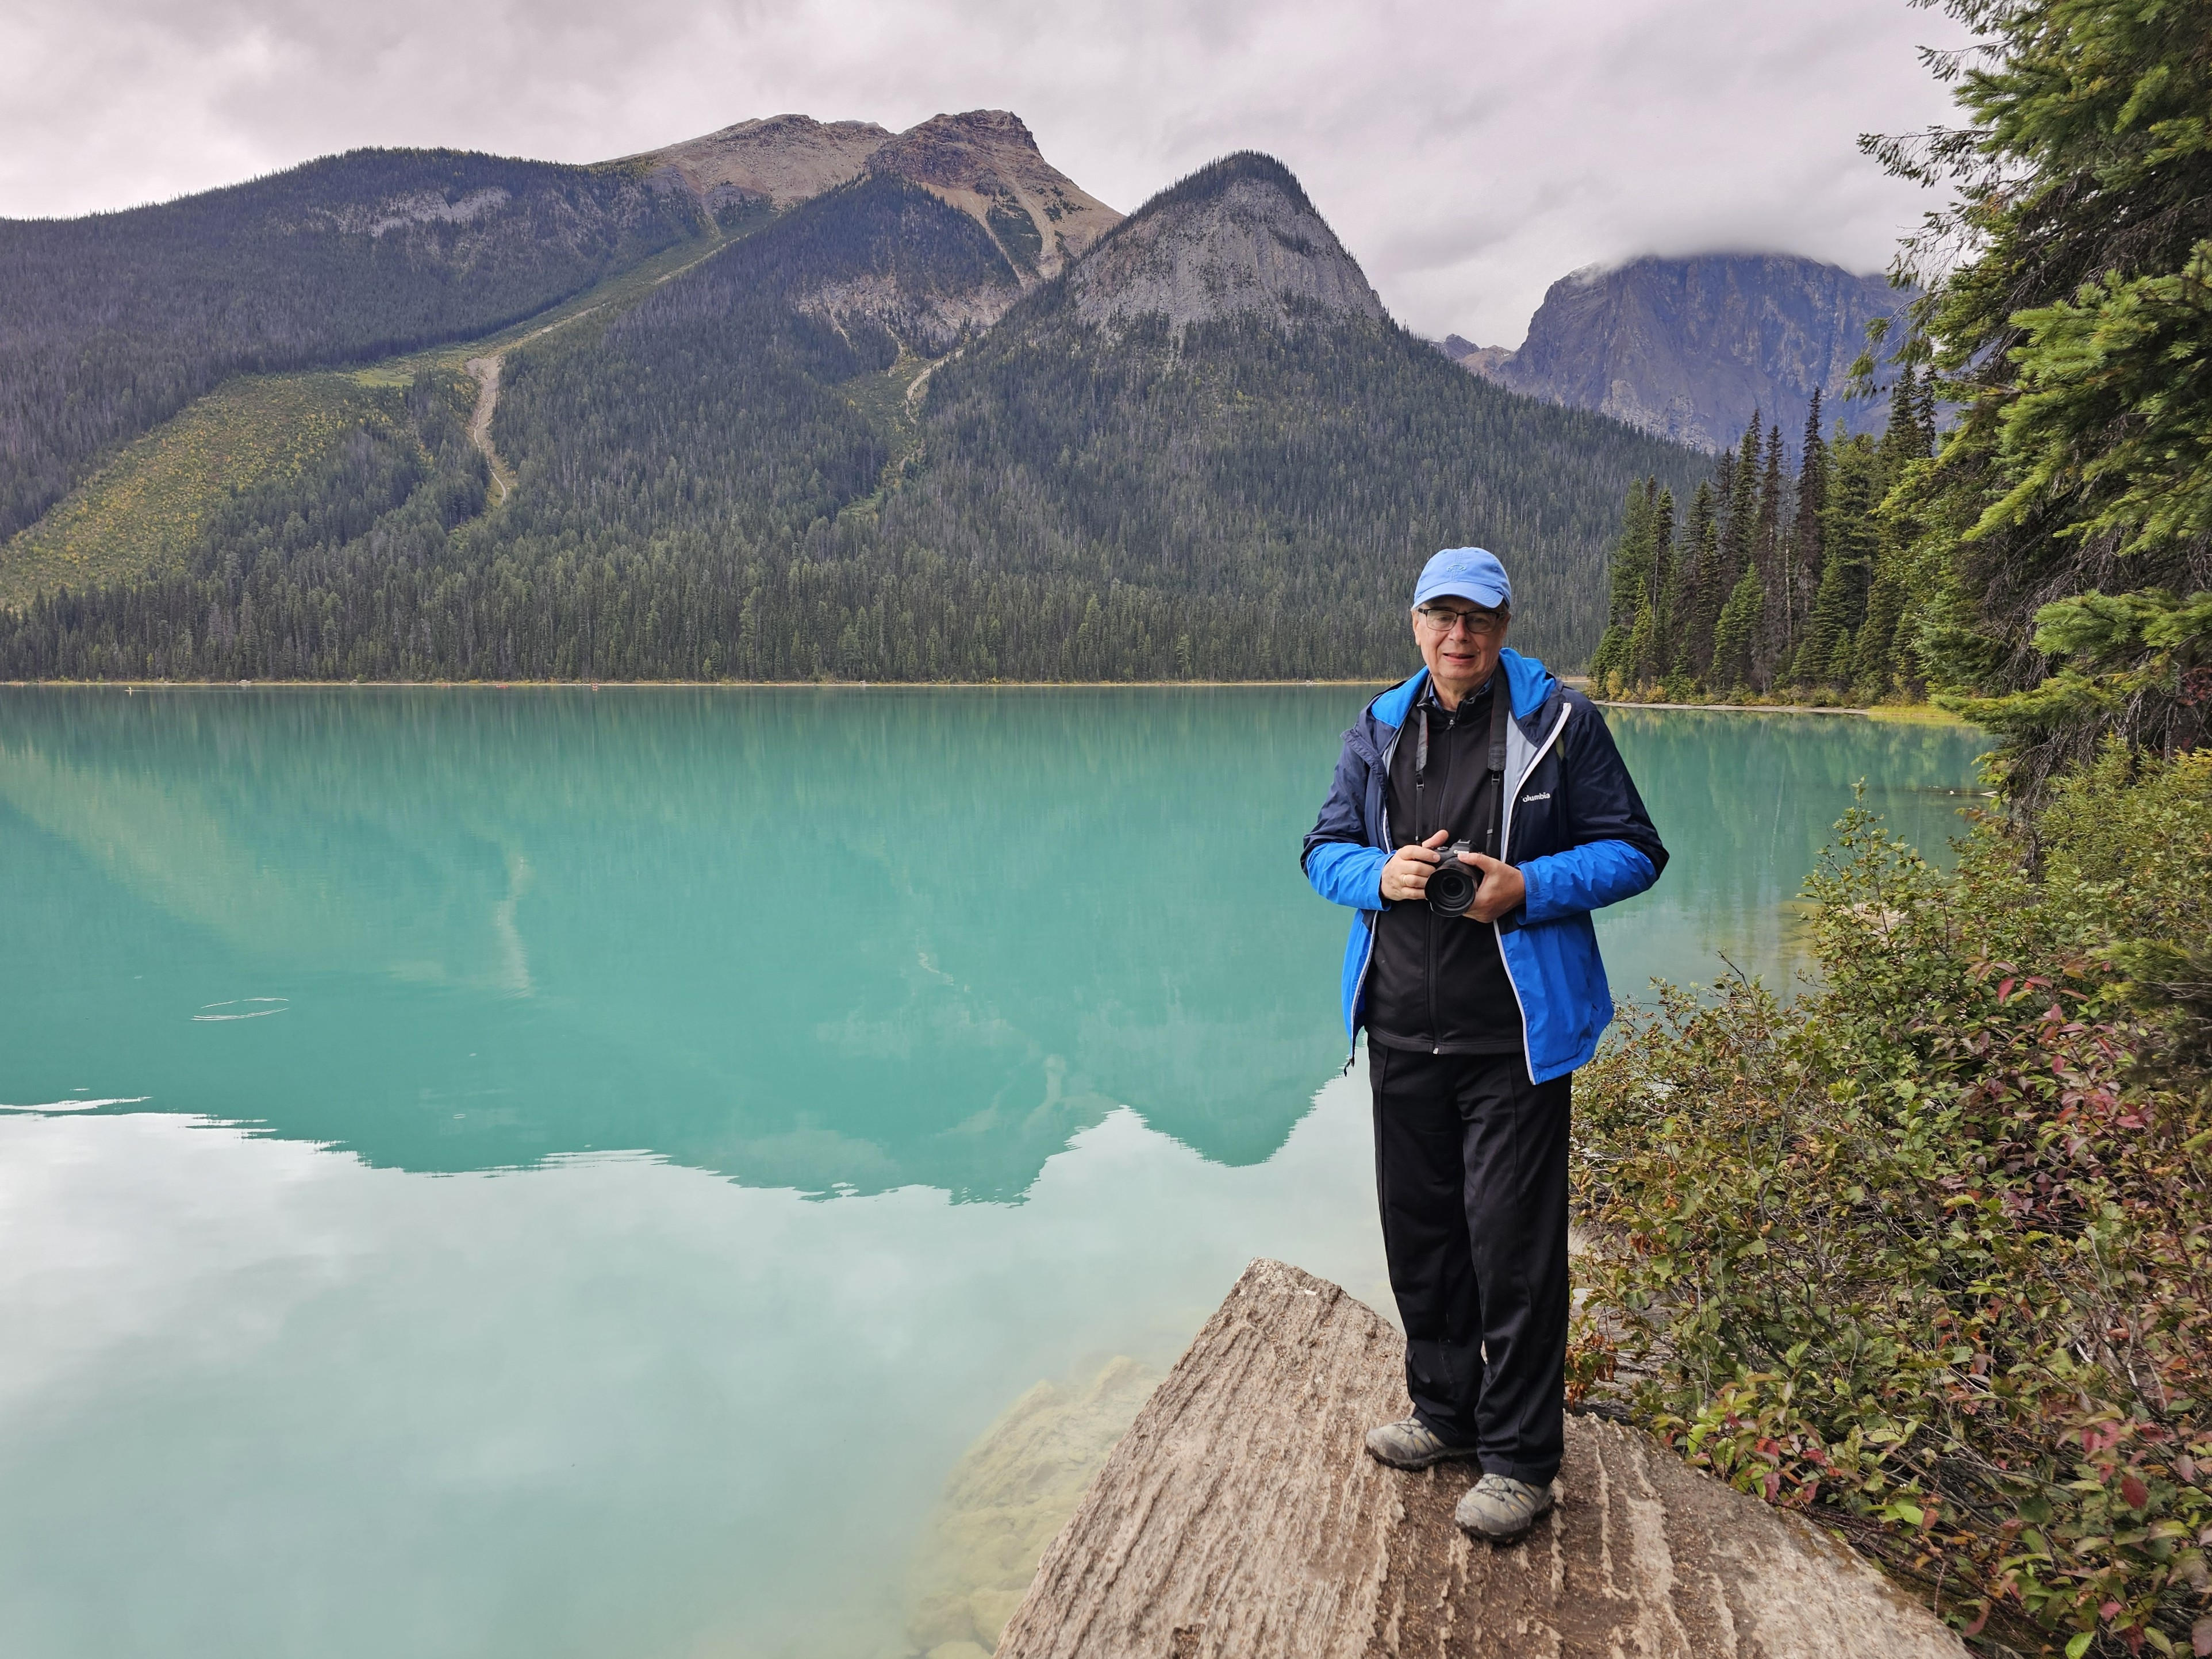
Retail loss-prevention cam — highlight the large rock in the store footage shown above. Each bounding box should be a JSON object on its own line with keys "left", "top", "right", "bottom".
{"left": 997, "top": 1259, "right": 1964, "bottom": 1659}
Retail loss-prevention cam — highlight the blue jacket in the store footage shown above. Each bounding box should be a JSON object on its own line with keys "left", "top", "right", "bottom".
{"left": 1301, "top": 649, "right": 1666, "bottom": 1083}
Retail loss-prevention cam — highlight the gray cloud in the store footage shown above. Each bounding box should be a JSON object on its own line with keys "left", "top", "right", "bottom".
{"left": 1, "top": 0, "right": 1963, "bottom": 342}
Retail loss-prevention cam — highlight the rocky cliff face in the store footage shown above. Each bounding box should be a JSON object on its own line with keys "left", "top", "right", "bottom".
{"left": 632, "top": 109, "right": 1119, "bottom": 290}
{"left": 629, "top": 113, "right": 893, "bottom": 214}
{"left": 1450, "top": 254, "right": 1909, "bottom": 449}
{"left": 867, "top": 110, "right": 1120, "bottom": 282}
{"left": 1067, "top": 152, "right": 1384, "bottom": 333}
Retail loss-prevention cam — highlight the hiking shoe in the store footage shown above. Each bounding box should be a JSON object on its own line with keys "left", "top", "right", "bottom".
{"left": 1455, "top": 1472, "right": 1556, "bottom": 1541}
{"left": 1364, "top": 1415, "right": 1480, "bottom": 1470}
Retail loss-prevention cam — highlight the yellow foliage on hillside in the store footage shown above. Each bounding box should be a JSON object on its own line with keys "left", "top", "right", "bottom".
{"left": 0, "top": 374, "right": 398, "bottom": 611}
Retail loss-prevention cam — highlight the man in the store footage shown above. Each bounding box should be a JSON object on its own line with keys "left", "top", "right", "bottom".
{"left": 1301, "top": 546, "right": 1665, "bottom": 1542}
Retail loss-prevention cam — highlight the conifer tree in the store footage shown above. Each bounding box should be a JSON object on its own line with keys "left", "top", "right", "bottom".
{"left": 1804, "top": 432, "right": 1881, "bottom": 688}
{"left": 1752, "top": 420, "right": 1787, "bottom": 688}
{"left": 1785, "top": 390, "right": 1828, "bottom": 679}
{"left": 1668, "top": 481, "right": 1719, "bottom": 689}
{"left": 1710, "top": 564, "right": 1764, "bottom": 693}
{"left": 1590, "top": 480, "right": 1657, "bottom": 688}
{"left": 1721, "top": 420, "right": 1761, "bottom": 595}
{"left": 1852, "top": 370, "right": 1938, "bottom": 695}
{"left": 1629, "top": 487, "right": 1676, "bottom": 686}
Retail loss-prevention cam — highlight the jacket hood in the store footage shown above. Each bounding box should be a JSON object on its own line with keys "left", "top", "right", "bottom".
{"left": 1367, "top": 647, "right": 1557, "bottom": 730}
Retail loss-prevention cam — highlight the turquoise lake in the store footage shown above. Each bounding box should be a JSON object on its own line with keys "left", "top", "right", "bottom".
{"left": 0, "top": 688, "right": 1990, "bottom": 1658}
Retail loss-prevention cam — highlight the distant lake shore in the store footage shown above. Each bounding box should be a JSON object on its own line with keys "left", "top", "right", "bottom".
{"left": 0, "top": 677, "right": 1956, "bottom": 721}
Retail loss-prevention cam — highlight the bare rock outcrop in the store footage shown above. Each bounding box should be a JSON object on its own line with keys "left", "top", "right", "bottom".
{"left": 629, "top": 113, "right": 892, "bottom": 212}
{"left": 1068, "top": 153, "right": 1385, "bottom": 335}
{"left": 997, "top": 1259, "right": 1964, "bottom": 1659}
{"left": 626, "top": 109, "right": 1119, "bottom": 289}
{"left": 868, "top": 110, "right": 1121, "bottom": 282}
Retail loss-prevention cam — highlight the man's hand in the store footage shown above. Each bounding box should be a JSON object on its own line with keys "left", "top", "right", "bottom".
{"left": 1379, "top": 830, "right": 1449, "bottom": 902}
{"left": 1458, "top": 851, "right": 1525, "bottom": 924}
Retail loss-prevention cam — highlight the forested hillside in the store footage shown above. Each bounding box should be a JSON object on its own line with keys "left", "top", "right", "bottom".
{"left": 1588, "top": 368, "right": 1940, "bottom": 700}
{"left": 0, "top": 151, "right": 1704, "bottom": 682}
{"left": 0, "top": 148, "right": 706, "bottom": 541}
{"left": 1572, "top": 5, "right": 2212, "bottom": 1653}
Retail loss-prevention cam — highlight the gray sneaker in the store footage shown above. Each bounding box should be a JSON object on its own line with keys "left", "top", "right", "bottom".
{"left": 1364, "top": 1415, "right": 1480, "bottom": 1469}
{"left": 1454, "top": 1472, "right": 1557, "bottom": 1541}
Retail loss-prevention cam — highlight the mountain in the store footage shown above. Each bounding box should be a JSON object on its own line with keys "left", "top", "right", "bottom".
{"left": 1446, "top": 254, "right": 1910, "bottom": 450}
{"left": 873, "top": 152, "right": 1702, "bottom": 670}
{"left": 0, "top": 149, "right": 704, "bottom": 542}
{"left": 0, "top": 110, "right": 1118, "bottom": 551}
{"left": 628, "top": 113, "right": 894, "bottom": 212}
{"left": 1065, "top": 155, "right": 1383, "bottom": 329}
{"left": 632, "top": 108, "right": 1120, "bottom": 283}
{"left": 0, "top": 146, "right": 1705, "bottom": 682}
{"left": 865, "top": 110, "right": 1121, "bottom": 281}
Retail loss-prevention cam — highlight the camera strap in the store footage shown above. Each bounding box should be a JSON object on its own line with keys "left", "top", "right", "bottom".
{"left": 1412, "top": 670, "right": 1511, "bottom": 856}
{"left": 1485, "top": 671, "right": 1510, "bottom": 859}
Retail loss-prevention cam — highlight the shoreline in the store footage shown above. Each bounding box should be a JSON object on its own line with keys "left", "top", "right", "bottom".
{"left": 0, "top": 679, "right": 1968, "bottom": 723}
{"left": 2, "top": 677, "right": 1399, "bottom": 691}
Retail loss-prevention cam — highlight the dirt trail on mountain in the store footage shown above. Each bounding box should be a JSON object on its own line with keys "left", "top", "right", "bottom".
{"left": 458, "top": 229, "right": 739, "bottom": 505}
{"left": 461, "top": 308, "right": 597, "bottom": 504}
{"left": 463, "top": 356, "right": 515, "bottom": 502}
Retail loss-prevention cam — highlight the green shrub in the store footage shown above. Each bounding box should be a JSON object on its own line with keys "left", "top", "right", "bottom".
{"left": 1575, "top": 751, "right": 2212, "bottom": 1655}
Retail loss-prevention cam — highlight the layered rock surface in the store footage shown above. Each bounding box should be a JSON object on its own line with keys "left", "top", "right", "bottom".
{"left": 869, "top": 111, "right": 1120, "bottom": 281}
{"left": 632, "top": 109, "right": 1119, "bottom": 289}
{"left": 1069, "top": 152, "right": 1384, "bottom": 333}
{"left": 1449, "top": 254, "right": 1910, "bottom": 449}
{"left": 631, "top": 113, "right": 893, "bottom": 212}
{"left": 998, "top": 1259, "right": 1964, "bottom": 1659}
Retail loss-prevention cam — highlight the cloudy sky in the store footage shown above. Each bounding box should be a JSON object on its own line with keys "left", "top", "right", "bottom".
{"left": 1, "top": 0, "right": 1963, "bottom": 343}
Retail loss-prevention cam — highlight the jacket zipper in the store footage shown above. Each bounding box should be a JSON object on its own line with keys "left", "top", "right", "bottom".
{"left": 1493, "top": 701, "right": 1572, "bottom": 1082}
{"left": 1423, "top": 702, "right": 1447, "bottom": 1053}
{"left": 1342, "top": 715, "right": 1407, "bottom": 1069}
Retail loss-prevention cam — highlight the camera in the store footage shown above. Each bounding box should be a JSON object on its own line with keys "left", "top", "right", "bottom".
{"left": 1426, "top": 840, "right": 1480, "bottom": 917}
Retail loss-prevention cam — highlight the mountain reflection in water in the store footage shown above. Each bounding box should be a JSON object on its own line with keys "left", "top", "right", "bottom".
{"left": 2, "top": 688, "right": 1988, "bottom": 1198}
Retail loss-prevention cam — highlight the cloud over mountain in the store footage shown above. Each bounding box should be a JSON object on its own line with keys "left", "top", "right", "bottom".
{"left": 0, "top": 0, "right": 1961, "bottom": 344}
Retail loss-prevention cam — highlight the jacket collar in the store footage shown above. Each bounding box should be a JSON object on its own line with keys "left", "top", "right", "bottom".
{"left": 1368, "top": 647, "right": 1556, "bottom": 731}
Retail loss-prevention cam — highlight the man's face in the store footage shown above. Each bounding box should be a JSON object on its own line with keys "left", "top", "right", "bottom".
{"left": 1411, "top": 599, "right": 1511, "bottom": 698}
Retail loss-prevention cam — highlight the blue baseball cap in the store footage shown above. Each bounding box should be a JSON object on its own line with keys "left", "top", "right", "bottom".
{"left": 1414, "top": 547, "right": 1511, "bottom": 610}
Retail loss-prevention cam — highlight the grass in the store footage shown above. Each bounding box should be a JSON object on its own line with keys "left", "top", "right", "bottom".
{"left": 0, "top": 374, "right": 402, "bottom": 609}
{"left": 0, "top": 224, "right": 756, "bottom": 612}
{"left": 1864, "top": 701, "right": 1978, "bottom": 726}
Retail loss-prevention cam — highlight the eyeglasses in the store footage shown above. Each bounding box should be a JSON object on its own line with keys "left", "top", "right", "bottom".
{"left": 1414, "top": 604, "right": 1508, "bottom": 636}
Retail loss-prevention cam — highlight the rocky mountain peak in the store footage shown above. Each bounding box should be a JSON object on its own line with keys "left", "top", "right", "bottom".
{"left": 631, "top": 114, "right": 893, "bottom": 213}
{"left": 866, "top": 110, "right": 1120, "bottom": 281}
{"left": 1067, "top": 152, "right": 1385, "bottom": 333}
{"left": 1453, "top": 253, "right": 1909, "bottom": 448}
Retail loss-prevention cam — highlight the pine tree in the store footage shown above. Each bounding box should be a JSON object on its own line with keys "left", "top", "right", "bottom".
{"left": 1784, "top": 390, "right": 1828, "bottom": 681}
{"left": 1752, "top": 420, "right": 1787, "bottom": 688}
{"left": 1803, "top": 432, "right": 1881, "bottom": 688}
{"left": 1720, "top": 420, "right": 1761, "bottom": 594}
{"left": 1852, "top": 369, "right": 1938, "bottom": 695}
{"left": 1589, "top": 481, "right": 1656, "bottom": 688}
{"left": 1629, "top": 487, "right": 1675, "bottom": 686}
{"left": 1668, "top": 481, "right": 1719, "bottom": 689}
{"left": 1710, "top": 564, "right": 1764, "bottom": 693}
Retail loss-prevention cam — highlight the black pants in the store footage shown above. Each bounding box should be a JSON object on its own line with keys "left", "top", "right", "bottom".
{"left": 1368, "top": 1043, "right": 1572, "bottom": 1485}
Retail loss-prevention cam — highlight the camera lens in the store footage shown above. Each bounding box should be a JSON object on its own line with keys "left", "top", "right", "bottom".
{"left": 1427, "top": 858, "right": 1476, "bottom": 917}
